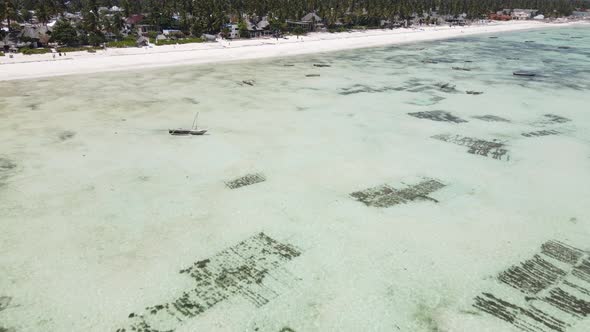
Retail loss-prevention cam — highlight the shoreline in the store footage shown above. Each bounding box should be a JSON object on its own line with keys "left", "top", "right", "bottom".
{"left": 1, "top": 20, "right": 587, "bottom": 81}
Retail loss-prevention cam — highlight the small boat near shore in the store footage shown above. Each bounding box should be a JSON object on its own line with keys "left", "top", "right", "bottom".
{"left": 169, "top": 129, "right": 207, "bottom": 135}
{"left": 169, "top": 113, "right": 208, "bottom": 136}
{"left": 513, "top": 71, "right": 536, "bottom": 77}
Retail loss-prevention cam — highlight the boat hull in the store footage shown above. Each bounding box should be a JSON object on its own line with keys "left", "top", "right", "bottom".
{"left": 168, "top": 129, "right": 208, "bottom": 136}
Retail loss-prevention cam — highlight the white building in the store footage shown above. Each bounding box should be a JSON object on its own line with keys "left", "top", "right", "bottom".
{"left": 512, "top": 9, "right": 538, "bottom": 20}
{"left": 224, "top": 24, "right": 239, "bottom": 39}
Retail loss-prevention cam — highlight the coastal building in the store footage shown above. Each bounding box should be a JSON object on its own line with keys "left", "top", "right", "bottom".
{"left": 286, "top": 12, "right": 324, "bottom": 32}
{"left": 63, "top": 12, "right": 83, "bottom": 23}
{"left": 246, "top": 18, "right": 272, "bottom": 38}
{"left": 19, "top": 25, "right": 51, "bottom": 47}
{"left": 223, "top": 24, "right": 239, "bottom": 39}
{"left": 126, "top": 14, "right": 145, "bottom": 26}
{"left": 162, "top": 29, "right": 182, "bottom": 36}
{"left": 489, "top": 13, "right": 511, "bottom": 21}
{"left": 512, "top": 9, "right": 538, "bottom": 20}
{"left": 571, "top": 11, "right": 590, "bottom": 18}
{"left": 137, "top": 24, "right": 158, "bottom": 36}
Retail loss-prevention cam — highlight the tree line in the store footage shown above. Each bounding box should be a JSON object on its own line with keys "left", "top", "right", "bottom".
{"left": 2, "top": 0, "right": 589, "bottom": 37}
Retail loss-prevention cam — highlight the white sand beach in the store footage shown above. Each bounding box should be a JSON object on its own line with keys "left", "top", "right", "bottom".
{"left": 0, "top": 20, "right": 584, "bottom": 81}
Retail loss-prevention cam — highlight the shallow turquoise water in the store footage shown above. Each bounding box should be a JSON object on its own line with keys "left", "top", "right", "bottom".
{"left": 1, "top": 26, "right": 590, "bottom": 332}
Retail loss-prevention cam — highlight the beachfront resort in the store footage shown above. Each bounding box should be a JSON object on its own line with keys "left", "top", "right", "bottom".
{"left": 1, "top": 1, "right": 590, "bottom": 57}
{"left": 2, "top": 1, "right": 590, "bottom": 332}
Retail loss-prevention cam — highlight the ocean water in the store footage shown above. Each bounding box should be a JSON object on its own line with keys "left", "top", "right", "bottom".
{"left": 1, "top": 26, "right": 590, "bottom": 332}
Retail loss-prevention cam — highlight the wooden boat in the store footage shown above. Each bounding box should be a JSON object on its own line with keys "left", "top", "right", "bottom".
{"left": 513, "top": 71, "right": 536, "bottom": 77}
{"left": 169, "top": 129, "right": 207, "bottom": 135}
{"left": 169, "top": 113, "right": 208, "bottom": 136}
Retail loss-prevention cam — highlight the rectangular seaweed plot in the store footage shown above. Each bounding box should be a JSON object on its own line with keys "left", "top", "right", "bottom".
{"left": 522, "top": 129, "right": 560, "bottom": 138}
{"left": 473, "top": 293, "right": 569, "bottom": 332}
{"left": 472, "top": 115, "right": 511, "bottom": 122}
{"left": 498, "top": 254, "right": 567, "bottom": 295}
{"left": 473, "top": 240, "right": 590, "bottom": 332}
{"left": 225, "top": 173, "right": 266, "bottom": 189}
{"left": 540, "top": 114, "right": 571, "bottom": 124}
{"left": 121, "top": 233, "right": 301, "bottom": 332}
{"left": 350, "top": 179, "right": 445, "bottom": 208}
{"left": 407, "top": 110, "right": 467, "bottom": 123}
{"left": 432, "top": 134, "right": 510, "bottom": 160}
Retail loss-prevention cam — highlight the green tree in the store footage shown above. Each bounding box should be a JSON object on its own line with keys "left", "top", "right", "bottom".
{"left": 20, "top": 8, "right": 32, "bottom": 22}
{"left": 191, "top": 22, "right": 204, "bottom": 37}
{"left": 293, "top": 26, "right": 306, "bottom": 38}
{"left": 238, "top": 20, "right": 249, "bottom": 38}
{"left": 51, "top": 20, "right": 79, "bottom": 46}
{"left": 36, "top": 3, "right": 50, "bottom": 25}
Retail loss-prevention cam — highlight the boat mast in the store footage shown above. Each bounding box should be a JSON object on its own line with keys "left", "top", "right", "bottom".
{"left": 192, "top": 113, "right": 199, "bottom": 130}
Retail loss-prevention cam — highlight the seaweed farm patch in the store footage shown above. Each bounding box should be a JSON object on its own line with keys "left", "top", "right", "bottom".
{"left": 338, "top": 80, "right": 458, "bottom": 96}
{"left": 350, "top": 178, "right": 445, "bottom": 208}
{"left": 473, "top": 240, "right": 590, "bottom": 332}
{"left": 434, "top": 82, "right": 459, "bottom": 93}
{"left": 472, "top": 115, "right": 511, "bottom": 123}
{"left": 58, "top": 130, "right": 76, "bottom": 141}
{"left": 522, "top": 129, "right": 560, "bottom": 138}
{"left": 338, "top": 84, "right": 399, "bottom": 95}
{"left": 119, "top": 233, "right": 301, "bottom": 332}
{"left": 0, "top": 157, "right": 18, "bottom": 186}
{"left": 432, "top": 134, "right": 509, "bottom": 161}
{"left": 408, "top": 111, "right": 467, "bottom": 123}
{"left": 225, "top": 173, "right": 266, "bottom": 189}
{"left": 0, "top": 296, "right": 12, "bottom": 312}
{"left": 542, "top": 114, "right": 571, "bottom": 124}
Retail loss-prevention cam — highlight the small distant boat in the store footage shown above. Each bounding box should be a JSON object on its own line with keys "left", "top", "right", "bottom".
{"left": 513, "top": 71, "right": 536, "bottom": 77}
{"left": 452, "top": 67, "right": 471, "bottom": 71}
{"left": 489, "top": 36, "right": 498, "bottom": 39}
{"left": 558, "top": 46, "right": 571, "bottom": 49}
{"left": 169, "top": 113, "right": 208, "bottom": 136}
{"left": 313, "top": 64, "right": 331, "bottom": 67}
{"left": 305, "top": 74, "right": 320, "bottom": 77}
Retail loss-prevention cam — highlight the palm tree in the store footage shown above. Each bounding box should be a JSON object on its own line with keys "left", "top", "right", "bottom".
{"left": 3, "top": 0, "right": 16, "bottom": 31}
{"left": 36, "top": 3, "right": 51, "bottom": 25}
